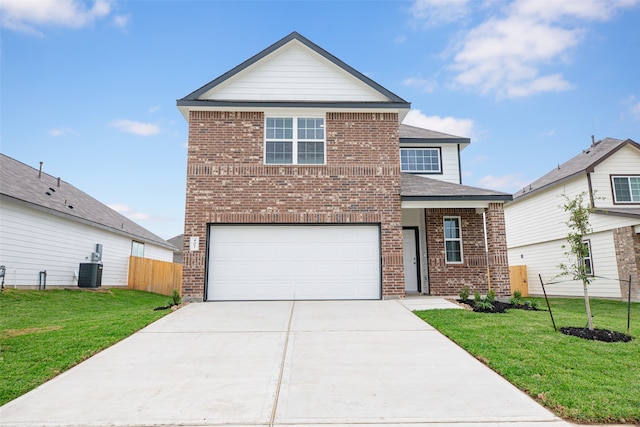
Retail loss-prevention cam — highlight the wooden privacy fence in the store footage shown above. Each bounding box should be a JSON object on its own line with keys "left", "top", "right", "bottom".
{"left": 128, "top": 256, "right": 182, "bottom": 296}
{"left": 509, "top": 265, "right": 528, "bottom": 296}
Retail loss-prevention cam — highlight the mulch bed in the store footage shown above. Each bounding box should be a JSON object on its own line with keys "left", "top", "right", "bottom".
{"left": 456, "top": 299, "right": 632, "bottom": 343}
{"left": 559, "top": 327, "right": 632, "bottom": 343}
{"left": 456, "top": 299, "right": 540, "bottom": 314}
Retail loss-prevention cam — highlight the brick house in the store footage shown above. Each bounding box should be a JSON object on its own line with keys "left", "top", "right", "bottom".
{"left": 177, "top": 32, "right": 511, "bottom": 301}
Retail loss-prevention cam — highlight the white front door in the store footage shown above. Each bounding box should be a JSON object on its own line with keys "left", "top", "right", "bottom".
{"left": 403, "top": 228, "right": 419, "bottom": 292}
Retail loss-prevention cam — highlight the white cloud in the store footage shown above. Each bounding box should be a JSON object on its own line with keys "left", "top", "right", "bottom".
{"left": 477, "top": 173, "right": 529, "bottom": 192}
{"left": 49, "top": 127, "right": 79, "bottom": 137}
{"left": 0, "top": 0, "right": 112, "bottom": 35}
{"left": 113, "top": 14, "right": 130, "bottom": 29}
{"left": 394, "top": 35, "right": 406, "bottom": 44}
{"left": 402, "top": 109, "right": 474, "bottom": 138}
{"left": 110, "top": 119, "right": 160, "bottom": 136}
{"left": 148, "top": 105, "right": 161, "bottom": 113}
{"left": 447, "top": 0, "right": 639, "bottom": 98}
{"left": 401, "top": 76, "right": 437, "bottom": 93}
{"left": 108, "top": 204, "right": 150, "bottom": 221}
{"left": 409, "top": 0, "right": 472, "bottom": 27}
{"left": 622, "top": 95, "right": 640, "bottom": 122}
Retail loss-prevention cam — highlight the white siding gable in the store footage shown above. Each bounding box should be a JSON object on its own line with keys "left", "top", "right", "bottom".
{"left": 201, "top": 40, "right": 390, "bottom": 103}
{"left": 590, "top": 144, "right": 640, "bottom": 208}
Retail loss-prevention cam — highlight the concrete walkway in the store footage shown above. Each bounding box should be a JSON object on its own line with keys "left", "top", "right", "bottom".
{"left": 0, "top": 299, "right": 570, "bottom": 427}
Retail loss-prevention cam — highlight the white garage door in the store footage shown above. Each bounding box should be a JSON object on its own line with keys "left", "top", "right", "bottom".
{"left": 207, "top": 225, "right": 380, "bottom": 301}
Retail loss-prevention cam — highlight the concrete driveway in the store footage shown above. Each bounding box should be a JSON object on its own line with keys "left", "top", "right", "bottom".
{"left": 0, "top": 299, "right": 570, "bottom": 427}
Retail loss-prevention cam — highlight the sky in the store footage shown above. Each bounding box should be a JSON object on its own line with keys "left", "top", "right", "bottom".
{"left": 1, "top": 0, "right": 639, "bottom": 241}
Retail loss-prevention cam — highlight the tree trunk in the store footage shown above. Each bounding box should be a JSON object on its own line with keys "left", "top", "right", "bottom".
{"left": 583, "top": 279, "right": 593, "bottom": 330}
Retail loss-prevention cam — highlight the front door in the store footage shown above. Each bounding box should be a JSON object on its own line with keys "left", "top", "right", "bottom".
{"left": 402, "top": 228, "right": 420, "bottom": 293}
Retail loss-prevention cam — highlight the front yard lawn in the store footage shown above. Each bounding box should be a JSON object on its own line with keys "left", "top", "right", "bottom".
{"left": 415, "top": 297, "right": 640, "bottom": 424}
{"left": 0, "top": 288, "right": 172, "bottom": 405}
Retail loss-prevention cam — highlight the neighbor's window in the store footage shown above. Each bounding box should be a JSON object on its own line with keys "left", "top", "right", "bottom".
{"left": 400, "top": 148, "right": 441, "bottom": 173}
{"left": 581, "top": 239, "right": 594, "bottom": 276}
{"left": 131, "top": 241, "right": 145, "bottom": 257}
{"left": 612, "top": 176, "right": 640, "bottom": 203}
{"left": 444, "top": 217, "right": 463, "bottom": 263}
{"left": 265, "top": 117, "right": 325, "bottom": 165}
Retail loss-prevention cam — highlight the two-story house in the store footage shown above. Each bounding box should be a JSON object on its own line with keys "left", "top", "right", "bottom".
{"left": 177, "top": 32, "right": 511, "bottom": 302}
{"left": 504, "top": 137, "right": 640, "bottom": 301}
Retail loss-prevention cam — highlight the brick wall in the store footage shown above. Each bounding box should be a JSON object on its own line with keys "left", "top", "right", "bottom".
{"left": 183, "top": 111, "right": 404, "bottom": 300}
{"left": 613, "top": 226, "right": 640, "bottom": 302}
{"left": 424, "top": 204, "right": 510, "bottom": 297}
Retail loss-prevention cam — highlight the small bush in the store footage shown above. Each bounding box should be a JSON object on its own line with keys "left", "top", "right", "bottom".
{"left": 510, "top": 290, "right": 523, "bottom": 307}
{"left": 458, "top": 286, "right": 470, "bottom": 301}
{"left": 171, "top": 290, "right": 181, "bottom": 306}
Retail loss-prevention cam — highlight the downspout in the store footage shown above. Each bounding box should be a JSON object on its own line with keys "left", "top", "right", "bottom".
{"left": 457, "top": 145, "right": 462, "bottom": 185}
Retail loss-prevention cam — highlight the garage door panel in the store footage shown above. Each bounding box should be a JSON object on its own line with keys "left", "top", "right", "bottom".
{"left": 207, "top": 225, "right": 380, "bottom": 301}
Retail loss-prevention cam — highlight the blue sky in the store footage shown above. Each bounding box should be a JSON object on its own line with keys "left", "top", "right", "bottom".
{"left": 2, "top": 0, "right": 639, "bottom": 240}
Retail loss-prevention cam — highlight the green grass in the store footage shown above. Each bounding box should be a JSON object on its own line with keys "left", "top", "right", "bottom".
{"left": 0, "top": 288, "right": 172, "bottom": 405}
{"left": 415, "top": 297, "right": 640, "bottom": 424}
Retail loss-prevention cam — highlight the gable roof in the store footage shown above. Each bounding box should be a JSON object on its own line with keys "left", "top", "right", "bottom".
{"left": 401, "top": 174, "right": 512, "bottom": 201}
{"left": 399, "top": 124, "right": 470, "bottom": 149}
{"left": 514, "top": 138, "right": 640, "bottom": 201}
{"left": 0, "top": 154, "right": 175, "bottom": 250}
{"left": 177, "top": 32, "right": 410, "bottom": 114}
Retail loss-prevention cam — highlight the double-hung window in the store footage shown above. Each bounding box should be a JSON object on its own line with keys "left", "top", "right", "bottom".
{"left": 131, "top": 241, "right": 145, "bottom": 257}
{"left": 444, "top": 217, "right": 463, "bottom": 263}
{"left": 400, "top": 148, "right": 441, "bottom": 173}
{"left": 265, "top": 117, "right": 325, "bottom": 165}
{"left": 611, "top": 176, "right": 640, "bottom": 203}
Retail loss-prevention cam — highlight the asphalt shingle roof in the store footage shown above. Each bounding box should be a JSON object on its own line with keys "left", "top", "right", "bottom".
{"left": 514, "top": 137, "right": 639, "bottom": 200}
{"left": 399, "top": 124, "right": 469, "bottom": 144}
{"left": 0, "top": 154, "right": 175, "bottom": 250}
{"left": 401, "top": 174, "right": 512, "bottom": 201}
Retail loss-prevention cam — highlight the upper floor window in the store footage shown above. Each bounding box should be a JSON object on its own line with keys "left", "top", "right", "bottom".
{"left": 400, "top": 148, "right": 441, "bottom": 173}
{"left": 265, "top": 117, "right": 325, "bottom": 165}
{"left": 444, "top": 216, "right": 463, "bottom": 264}
{"left": 612, "top": 176, "right": 640, "bottom": 204}
{"left": 131, "top": 241, "right": 145, "bottom": 257}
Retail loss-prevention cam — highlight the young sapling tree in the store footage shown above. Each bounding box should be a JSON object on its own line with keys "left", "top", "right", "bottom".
{"left": 558, "top": 192, "right": 595, "bottom": 330}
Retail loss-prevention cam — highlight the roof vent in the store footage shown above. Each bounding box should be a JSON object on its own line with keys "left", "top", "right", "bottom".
{"left": 48, "top": 187, "right": 56, "bottom": 193}
{"left": 38, "top": 162, "right": 43, "bottom": 179}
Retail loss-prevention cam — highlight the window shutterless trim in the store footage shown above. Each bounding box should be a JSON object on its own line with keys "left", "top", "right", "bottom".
{"left": 443, "top": 216, "right": 463, "bottom": 264}
{"left": 582, "top": 239, "right": 594, "bottom": 276}
{"left": 264, "top": 116, "right": 326, "bottom": 165}
{"left": 400, "top": 147, "right": 442, "bottom": 174}
{"left": 610, "top": 174, "right": 640, "bottom": 205}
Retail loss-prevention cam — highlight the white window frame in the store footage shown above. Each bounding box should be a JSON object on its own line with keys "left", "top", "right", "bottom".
{"left": 611, "top": 175, "right": 640, "bottom": 204}
{"left": 400, "top": 147, "right": 442, "bottom": 173}
{"left": 443, "top": 216, "right": 463, "bottom": 264}
{"left": 131, "top": 241, "right": 145, "bottom": 258}
{"left": 582, "top": 239, "right": 594, "bottom": 276}
{"left": 264, "top": 117, "right": 326, "bottom": 165}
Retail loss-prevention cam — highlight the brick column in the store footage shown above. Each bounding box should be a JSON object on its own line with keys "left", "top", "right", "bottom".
{"left": 613, "top": 226, "right": 640, "bottom": 302}
{"left": 485, "top": 203, "right": 511, "bottom": 297}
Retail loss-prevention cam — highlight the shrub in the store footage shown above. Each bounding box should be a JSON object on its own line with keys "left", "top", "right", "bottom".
{"left": 458, "top": 286, "right": 470, "bottom": 301}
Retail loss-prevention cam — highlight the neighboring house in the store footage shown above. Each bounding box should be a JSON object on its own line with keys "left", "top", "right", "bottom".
{"left": 0, "top": 154, "right": 176, "bottom": 288}
{"left": 177, "top": 32, "right": 511, "bottom": 302}
{"left": 167, "top": 234, "right": 184, "bottom": 264}
{"left": 504, "top": 138, "right": 640, "bottom": 301}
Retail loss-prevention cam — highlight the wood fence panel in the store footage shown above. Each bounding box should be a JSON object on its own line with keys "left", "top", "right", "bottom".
{"left": 127, "top": 256, "right": 182, "bottom": 296}
{"left": 509, "top": 265, "right": 528, "bottom": 296}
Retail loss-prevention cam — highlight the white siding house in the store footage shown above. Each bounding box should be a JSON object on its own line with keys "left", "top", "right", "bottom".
{"left": 0, "top": 154, "right": 176, "bottom": 288}
{"left": 504, "top": 138, "right": 640, "bottom": 301}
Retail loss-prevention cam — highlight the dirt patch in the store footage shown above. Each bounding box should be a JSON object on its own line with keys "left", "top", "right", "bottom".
{"left": 2, "top": 325, "right": 63, "bottom": 338}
